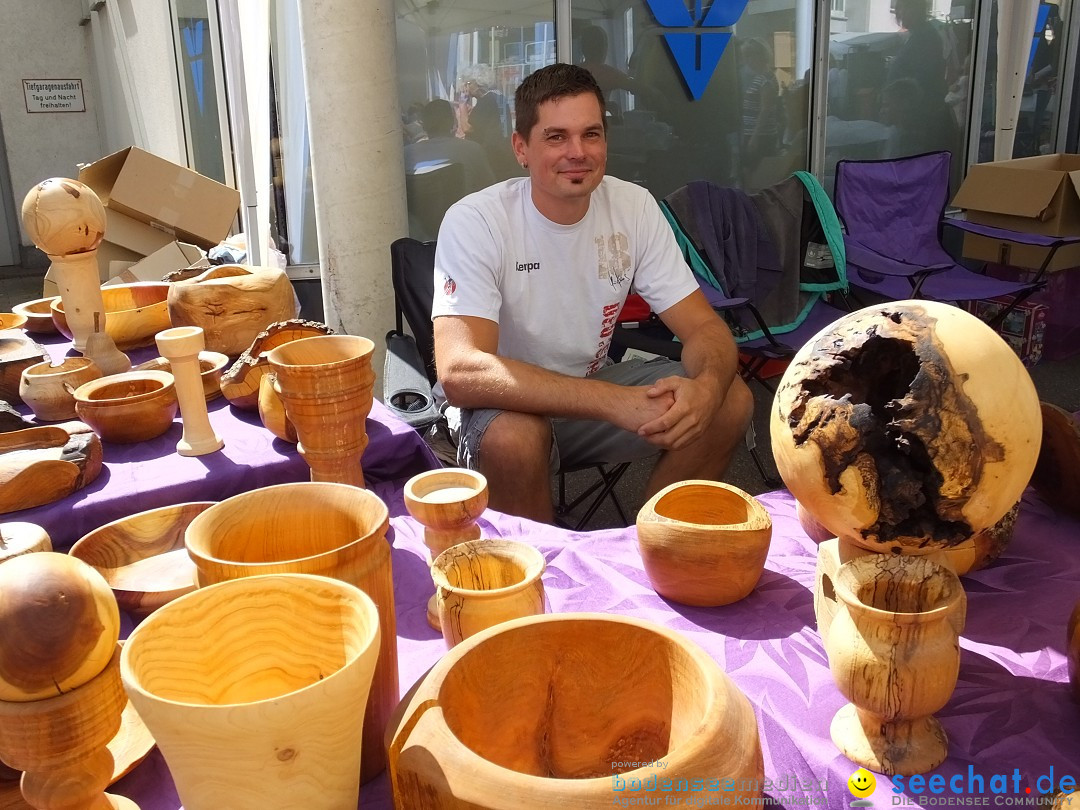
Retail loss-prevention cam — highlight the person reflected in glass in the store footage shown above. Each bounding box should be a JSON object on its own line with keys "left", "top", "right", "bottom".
{"left": 461, "top": 69, "right": 520, "bottom": 178}
{"left": 579, "top": 24, "right": 641, "bottom": 107}
{"left": 405, "top": 99, "right": 496, "bottom": 194}
{"left": 739, "top": 39, "right": 782, "bottom": 183}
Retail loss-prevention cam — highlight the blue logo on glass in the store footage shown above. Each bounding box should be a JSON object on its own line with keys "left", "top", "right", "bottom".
{"left": 643, "top": 0, "right": 749, "bottom": 99}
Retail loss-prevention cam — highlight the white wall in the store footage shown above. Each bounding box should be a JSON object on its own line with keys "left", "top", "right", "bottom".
{"left": 0, "top": 0, "right": 187, "bottom": 250}
{"left": 0, "top": 0, "right": 103, "bottom": 245}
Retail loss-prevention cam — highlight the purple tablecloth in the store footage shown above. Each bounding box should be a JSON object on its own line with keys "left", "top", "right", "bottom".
{"left": 8, "top": 337, "right": 441, "bottom": 549}
{"left": 109, "top": 484, "right": 1078, "bottom": 808}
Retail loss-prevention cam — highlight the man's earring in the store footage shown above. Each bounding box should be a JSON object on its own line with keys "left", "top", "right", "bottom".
{"left": 521, "top": 161, "right": 528, "bottom": 169}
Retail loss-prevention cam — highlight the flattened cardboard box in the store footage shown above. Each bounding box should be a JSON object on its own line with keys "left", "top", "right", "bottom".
{"left": 104, "top": 242, "right": 208, "bottom": 286}
{"left": 951, "top": 153, "right": 1080, "bottom": 238}
{"left": 79, "top": 147, "right": 240, "bottom": 248}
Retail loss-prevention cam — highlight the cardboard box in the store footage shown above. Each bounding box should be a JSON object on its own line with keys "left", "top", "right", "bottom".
{"left": 79, "top": 147, "right": 240, "bottom": 248}
{"left": 43, "top": 240, "right": 143, "bottom": 295}
{"left": 104, "top": 241, "right": 208, "bottom": 286}
{"left": 965, "top": 296, "right": 1047, "bottom": 366}
{"left": 960, "top": 231, "right": 1080, "bottom": 273}
{"left": 104, "top": 209, "right": 176, "bottom": 256}
{"left": 951, "top": 153, "right": 1080, "bottom": 238}
{"left": 984, "top": 263, "right": 1080, "bottom": 360}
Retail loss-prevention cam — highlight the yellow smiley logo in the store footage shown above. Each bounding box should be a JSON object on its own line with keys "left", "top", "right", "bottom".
{"left": 848, "top": 768, "right": 876, "bottom": 798}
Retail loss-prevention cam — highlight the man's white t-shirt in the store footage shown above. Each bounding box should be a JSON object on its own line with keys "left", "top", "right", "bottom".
{"left": 432, "top": 175, "right": 698, "bottom": 378}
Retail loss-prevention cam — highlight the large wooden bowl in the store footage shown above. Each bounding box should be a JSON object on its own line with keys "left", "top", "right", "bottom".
{"left": 387, "top": 612, "right": 764, "bottom": 808}
{"left": 73, "top": 371, "right": 177, "bottom": 443}
{"left": 134, "top": 351, "right": 229, "bottom": 402}
{"left": 636, "top": 481, "right": 772, "bottom": 607}
{"left": 51, "top": 283, "right": 171, "bottom": 350}
{"left": 11, "top": 298, "right": 59, "bottom": 335}
{"left": 69, "top": 502, "right": 215, "bottom": 616}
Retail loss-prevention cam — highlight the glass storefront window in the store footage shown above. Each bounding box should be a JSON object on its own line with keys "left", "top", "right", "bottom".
{"left": 172, "top": 0, "right": 229, "bottom": 186}
{"left": 825, "top": 0, "right": 975, "bottom": 192}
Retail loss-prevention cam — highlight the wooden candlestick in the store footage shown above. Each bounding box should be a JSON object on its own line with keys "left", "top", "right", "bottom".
{"left": 0, "top": 553, "right": 134, "bottom": 809}
{"left": 20, "top": 179, "right": 112, "bottom": 356}
{"left": 403, "top": 468, "right": 489, "bottom": 630}
{"left": 266, "top": 335, "right": 375, "bottom": 487}
{"left": 155, "top": 327, "right": 223, "bottom": 456}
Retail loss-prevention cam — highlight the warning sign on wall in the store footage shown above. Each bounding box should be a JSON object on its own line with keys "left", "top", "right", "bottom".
{"left": 23, "top": 79, "right": 85, "bottom": 113}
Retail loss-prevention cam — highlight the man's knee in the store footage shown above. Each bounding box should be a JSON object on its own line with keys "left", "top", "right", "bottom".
{"left": 724, "top": 376, "right": 755, "bottom": 434}
{"left": 477, "top": 411, "right": 551, "bottom": 472}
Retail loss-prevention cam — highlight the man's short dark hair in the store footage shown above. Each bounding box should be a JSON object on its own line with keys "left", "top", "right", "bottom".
{"left": 421, "top": 99, "right": 455, "bottom": 138}
{"left": 514, "top": 63, "right": 606, "bottom": 140}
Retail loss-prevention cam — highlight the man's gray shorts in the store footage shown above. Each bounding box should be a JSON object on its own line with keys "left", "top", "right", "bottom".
{"left": 444, "top": 357, "right": 687, "bottom": 473}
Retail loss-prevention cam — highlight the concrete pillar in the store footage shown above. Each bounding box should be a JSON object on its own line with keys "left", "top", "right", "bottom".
{"left": 297, "top": 0, "right": 407, "bottom": 384}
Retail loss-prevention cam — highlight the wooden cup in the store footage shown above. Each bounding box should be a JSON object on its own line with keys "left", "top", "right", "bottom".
{"left": 432, "top": 539, "right": 546, "bottom": 647}
{"left": 120, "top": 574, "right": 380, "bottom": 810}
{"left": 183, "top": 482, "right": 397, "bottom": 783}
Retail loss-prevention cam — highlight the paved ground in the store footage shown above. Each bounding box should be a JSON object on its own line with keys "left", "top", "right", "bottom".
{"left": 5, "top": 264, "right": 1077, "bottom": 529}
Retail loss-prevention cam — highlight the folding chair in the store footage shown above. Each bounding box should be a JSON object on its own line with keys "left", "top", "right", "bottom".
{"left": 382, "top": 237, "right": 632, "bottom": 530}
{"left": 834, "top": 151, "right": 1047, "bottom": 326}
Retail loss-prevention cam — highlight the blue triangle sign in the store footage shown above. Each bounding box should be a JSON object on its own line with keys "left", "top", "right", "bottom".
{"left": 662, "top": 32, "right": 731, "bottom": 101}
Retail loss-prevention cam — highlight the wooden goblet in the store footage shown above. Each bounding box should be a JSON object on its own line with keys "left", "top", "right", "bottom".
{"left": 825, "top": 554, "right": 965, "bottom": 776}
{"left": 155, "top": 327, "right": 223, "bottom": 456}
{"left": 266, "top": 335, "right": 375, "bottom": 487}
{"left": 403, "top": 468, "right": 489, "bottom": 630}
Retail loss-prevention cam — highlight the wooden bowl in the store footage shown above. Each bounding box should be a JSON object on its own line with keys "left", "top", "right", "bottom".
{"left": 72, "top": 371, "right": 178, "bottom": 443}
{"left": 51, "top": 283, "right": 171, "bottom": 350}
{"left": 11, "top": 298, "right": 59, "bottom": 335}
{"left": 636, "top": 480, "right": 772, "bottom": 607}
{"left": 69, "top": 502, "right": 215, "bottom": 616}
{"left": 19, "top": 357, "right": 102, "bottom": 422}
{"left": 386, "top": 612, "right": 764, "bottom": 807}
{"left": 0, "top": 314, "right": 27, "bottom": 331}
{"left": 134, "top": 351, "right": 229, "bottom": 402}
{"left": 0, "top": 522, "right": 52, "bottom": 564}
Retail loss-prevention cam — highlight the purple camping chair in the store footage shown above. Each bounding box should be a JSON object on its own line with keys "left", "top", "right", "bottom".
{"left": 833, "top": 151, "right": 1047, "bottom": 326}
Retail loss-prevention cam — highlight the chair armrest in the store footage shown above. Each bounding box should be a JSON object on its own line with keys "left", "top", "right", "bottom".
{"left": 383, "top": 330, "right": 440, "bottom": 429}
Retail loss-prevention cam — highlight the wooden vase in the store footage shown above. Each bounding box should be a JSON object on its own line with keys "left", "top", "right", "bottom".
{"left": 635, "top": 481, "right": 772, "bottom": 607}
{"left": 155, "top": 327, "right": 223, "bottom": 456}
{"left": 257, "top": 371, "right": 296, "bottom": 442}
{"left": 432, "top": 539, "right": 546, "bottom": 648}
{"left": 183, "top": 482, "right": 397, "bottom": 783}
{"left": 166, "top": 265, "right": 298, "bottom": 357}
{"left": 266, "top": 335, "right": 375, "bottom": 487}
{"left": 21, "top": 179, "right": 109, "bottom": 355}
{"left": 0, "top": 646, "right": 136, "bottom": 810}
{"left": 403, "top": 468, "right": 489, "bottom": 630}
{"left": 1068, "top": 601, "right": 1080, "bottom": 704}
{"left": 69, "top": 502, "right": 214, "bottom": 616}
{"left": 120, "top": 574, "right": 380, "bottom": 810}
{"left": 386, "top": 612, "right": 764, "bottom": 808}
{"left": 19, "top": 358, "right": 102, "bottom": 422}
{"left": 823, "top": 554, "right": 966, "bottom": 776}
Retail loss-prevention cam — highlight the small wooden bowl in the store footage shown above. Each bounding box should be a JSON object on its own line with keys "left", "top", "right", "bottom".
{"left": 19, "top": 357, "right": 102, "bottom": 422}
{"left": 11, "top": 298, "right": 59, "bottom": 335}
{"left": 636, "top": 480, "right": 772, "bottom": 607}
{"left": 51, "top": 283, "right": 171, "bottom": 350}
{"left": 69, "top": 502, "right": 215, "bottom": 616}
{"left": 134, "top": 351, "right": 229, "bottom": 402}
{"left": 72, "top": 371, "right": 178, "bottom": 443}
{"left": 0, "top": 314, "right": 27, "bottom": 331}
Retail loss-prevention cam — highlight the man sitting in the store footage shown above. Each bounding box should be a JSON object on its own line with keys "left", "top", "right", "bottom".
{"left": 432, "top": 63, "right": 753, "bottom": 522}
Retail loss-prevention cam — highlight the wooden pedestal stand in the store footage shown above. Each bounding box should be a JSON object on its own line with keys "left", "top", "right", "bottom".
{"left": 155, "top": 327, "right": 223, "bottom": 456}
{"left": 20, "top": 180, "right": 118, "bottom": 359}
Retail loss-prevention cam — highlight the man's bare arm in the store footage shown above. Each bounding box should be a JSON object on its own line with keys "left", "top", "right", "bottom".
{"left": 635, "top": 289, "right": 741, "bottom": 449}
{"left": 434, "top": 314, "right": 673, "bottom": 432}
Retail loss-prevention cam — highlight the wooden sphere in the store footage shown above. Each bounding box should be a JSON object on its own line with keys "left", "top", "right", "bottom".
{"left": 771, "top": 300, "right": 1042, "bottom": 555}
{"left": 0, "top": 522, "right": 53, "bottom": 564}
{"left": 21, "top": 179, "right": 106, "bottom": 257}
{"left": 0, "top": 552, "right": 120, "bottom": 701}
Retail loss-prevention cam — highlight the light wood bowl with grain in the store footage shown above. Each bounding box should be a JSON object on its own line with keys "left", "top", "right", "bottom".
{"left": 11, "top": 297, "right": 59, "bottom": 335}
{"left": 72, "top": 370, "right": 178, "bottom": 443}
{"left": 69, "top": 502, "right": 215, "bottom": 616}
{"left": 51, "top": 283, "right": 171, "bottom": 350}
{"left": 135, "top": 351, "right": 229, "bottom": 402}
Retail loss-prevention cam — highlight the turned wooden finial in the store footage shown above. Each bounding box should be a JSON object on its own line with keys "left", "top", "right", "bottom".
{"left": 21, "top": 179, "right": 106, "bottom": 258}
